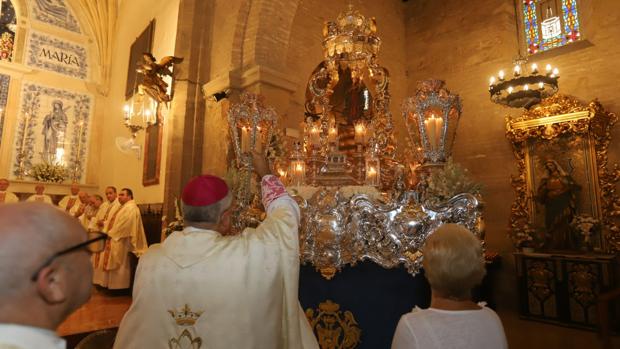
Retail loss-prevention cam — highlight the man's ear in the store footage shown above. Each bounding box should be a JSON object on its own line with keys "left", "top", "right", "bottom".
{"left": 36, "top": 265, "right": 67, "bottom": 304}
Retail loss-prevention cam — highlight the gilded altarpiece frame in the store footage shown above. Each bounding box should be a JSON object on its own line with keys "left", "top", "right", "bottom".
{"left": 506, "top": 95, "right": 620, "bottom": 253}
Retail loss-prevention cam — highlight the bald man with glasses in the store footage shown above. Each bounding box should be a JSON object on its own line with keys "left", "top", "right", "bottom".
{"left": 0, "top": 203, "right": 105, "bottom": 349}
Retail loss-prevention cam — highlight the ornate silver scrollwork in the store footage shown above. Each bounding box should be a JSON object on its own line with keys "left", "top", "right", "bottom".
{"left": 298, "top": 188, "right": 483, "bottom": 279}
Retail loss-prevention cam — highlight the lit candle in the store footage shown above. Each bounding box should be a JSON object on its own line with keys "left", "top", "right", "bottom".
{"left": 291, "top": 160, "right": 305, "bottom": 186}
{"left": 545, "top": 64, "right": 552, "bottom": 74}
{"left": 425, "top": 115, "right": 437, "bottom": 150}
{"left": 123, "top": 104, "right": 130, "bottom": 121}
{"left": 552, "top": 67, "right": 559, "bottom": 76}
{"left": 514, "top": 65, "right": 521, "bottom": 76}
{"left": 531, "top": 63, "right": 538, "bottom": 73}
{"left": 328, "top": 126, "right": 338, "bottom": 143}
{"left": 367, "top": 166, "right": 377, "bottom": 184}
{"left": 498, "top": 70, "right": 505, "bottom": 80}
{"left": 524, "top": 84, "right": 529, "bottom": 91}
{"left": 354, "top": 123, "right": 366, "bottom": 144}
{"left": 489, "top": 76, "right": 496, "bottom": 85}
{"left": 241, "top": 126, "right": 250, "bottom": 153}
{"left": 435, "top": 116, "right": 444, "bottom": 147}
{"left": 144, "top": 109, "right": 152, "bottom": 124}
{"left": 507, "top": 86, "right": 514, "bottom": 94}
{"left": 310, "top": 127, "right": 321, "bottom": 147}
{"left": 538, "top": 82, "right": 544, "bottom": 89}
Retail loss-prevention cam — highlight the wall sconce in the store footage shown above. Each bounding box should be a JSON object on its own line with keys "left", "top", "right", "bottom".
{"left": 123, "top": 88, "right": 158, "bottom": 138}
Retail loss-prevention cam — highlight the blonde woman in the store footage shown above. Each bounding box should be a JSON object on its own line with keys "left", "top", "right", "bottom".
{"left": 391, "top": 224, "right": 507, "bottom": 349}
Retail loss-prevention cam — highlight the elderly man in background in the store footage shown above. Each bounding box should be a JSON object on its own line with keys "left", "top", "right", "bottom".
{"left": 114, "top": 154, "right": 318, "bottom": 349}
{"left": 58, "top": 183, "right": 80, "bottom": 214}
{"left": 391, "top": 224, "right": 507, "bottom": 349}
{"left": 26, "top": 184, "right": 53, "bottom": 204}
{"left": 94, "top": 188, "right": 147, "bottom": 290}
{"left": 0, "top": 178, "right": 19, "bottom": 204}
{"left": 82, "top": 194, "right": 104, "bottom": 231}
{"left": 0, "top": 203, "right": 102, "bottom": 348}
{"left": 71, "top": 191, "right": 90, "bottom": 220}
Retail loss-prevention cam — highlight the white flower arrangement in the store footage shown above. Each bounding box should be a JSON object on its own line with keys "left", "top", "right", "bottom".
{"left": 425, "top": 158, "right": 482, "bottom": 205}
{"left": 163, "top": 197, "right": 184, "bottom": 237}
{"left": 513, "top": 225, "right": 536, "bottom": 248}
{"left": 29, "top": 163, "right": 67, "bottom": 183}
{"left": 286, "top": 185, "right": 381, "bottom": 201}
{"left": 571, "top": 214, "right": 600, "bottom": 243}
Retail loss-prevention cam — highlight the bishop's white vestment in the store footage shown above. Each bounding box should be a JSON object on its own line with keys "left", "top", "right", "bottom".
{"left": 93, "top": 199, "right": 147, "bottom": 289}
{"left": 114, "top": 175, "right": 319, "bottom": 349}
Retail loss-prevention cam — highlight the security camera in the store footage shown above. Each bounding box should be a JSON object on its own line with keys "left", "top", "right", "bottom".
{"left": 210, "top": 89, "right": 231, "bottom": 102}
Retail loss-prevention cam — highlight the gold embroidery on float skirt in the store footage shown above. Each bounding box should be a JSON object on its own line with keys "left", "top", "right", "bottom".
{"left": 305, "top": 300, "right": 361, "bottom": 349}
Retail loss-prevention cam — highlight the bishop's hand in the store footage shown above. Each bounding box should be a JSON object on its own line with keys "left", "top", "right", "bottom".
{"left": 251, "top": 151, "right": 271, "bottom": 179}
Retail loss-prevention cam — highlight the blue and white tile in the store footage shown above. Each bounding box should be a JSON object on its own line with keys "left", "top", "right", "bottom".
{"left": 11, "top": 81, "right": 93, "bottom": 183}
{"left": 30, "top": 0, "right": 81, "bottom": 34}
{"left": 0, "top": 73, "right": 9, "bottom": 142}
{"left": 25, "top": 30, "right": 89, "bottom": 80}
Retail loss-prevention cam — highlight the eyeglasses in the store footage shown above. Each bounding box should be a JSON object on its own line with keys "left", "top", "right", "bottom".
{"left": 30, "top": 232, "right": 107, "bottom": 282}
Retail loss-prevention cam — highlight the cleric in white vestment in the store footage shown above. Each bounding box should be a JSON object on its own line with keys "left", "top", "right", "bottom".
{"left": 114, "top": 155, "right": 319, "bottom": 349}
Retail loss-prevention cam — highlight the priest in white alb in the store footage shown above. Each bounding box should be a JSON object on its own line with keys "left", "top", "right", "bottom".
{"left": 58, "top": 183, "right": 80, "bottom": 214}
{"left": 82, "top": 194, "right": 103, "bottom": 230}
{"left": 114, "top": 154, "right": 319, "bottom": 349}
{"left": 94, "top": 188, "right": 148, "bottom": 289}
{"left": 92, "top": 186, "right": 122, "bottom": 285}
{"left": 0, "top": 178, "right": 19, "bottom": 204}
{"left": 26, "top": 184, "right": 53, "bottom": 204}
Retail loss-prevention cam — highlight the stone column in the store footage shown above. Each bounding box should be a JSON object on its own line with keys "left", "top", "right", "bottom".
{"left": 162, "top": 0, "right": 214, "bottom": 221}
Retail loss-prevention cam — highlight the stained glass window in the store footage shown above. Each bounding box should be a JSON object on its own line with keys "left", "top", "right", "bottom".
{"left": 522, "top": 0, "right": 581, "bottom": 54}
{"left": 0, "top": 0, "right": 17, "bottom": 62}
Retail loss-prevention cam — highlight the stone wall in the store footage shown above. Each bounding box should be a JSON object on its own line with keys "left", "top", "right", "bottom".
{"left": 405, "top": 0, "right": 620, "bottom": 309}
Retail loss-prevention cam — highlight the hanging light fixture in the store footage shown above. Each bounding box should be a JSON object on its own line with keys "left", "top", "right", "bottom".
{"left": 488, "top": 56, "right": 559, "bottom": 109}
{"left": 123, "top": 86, "right": 158, "bottom": 138}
